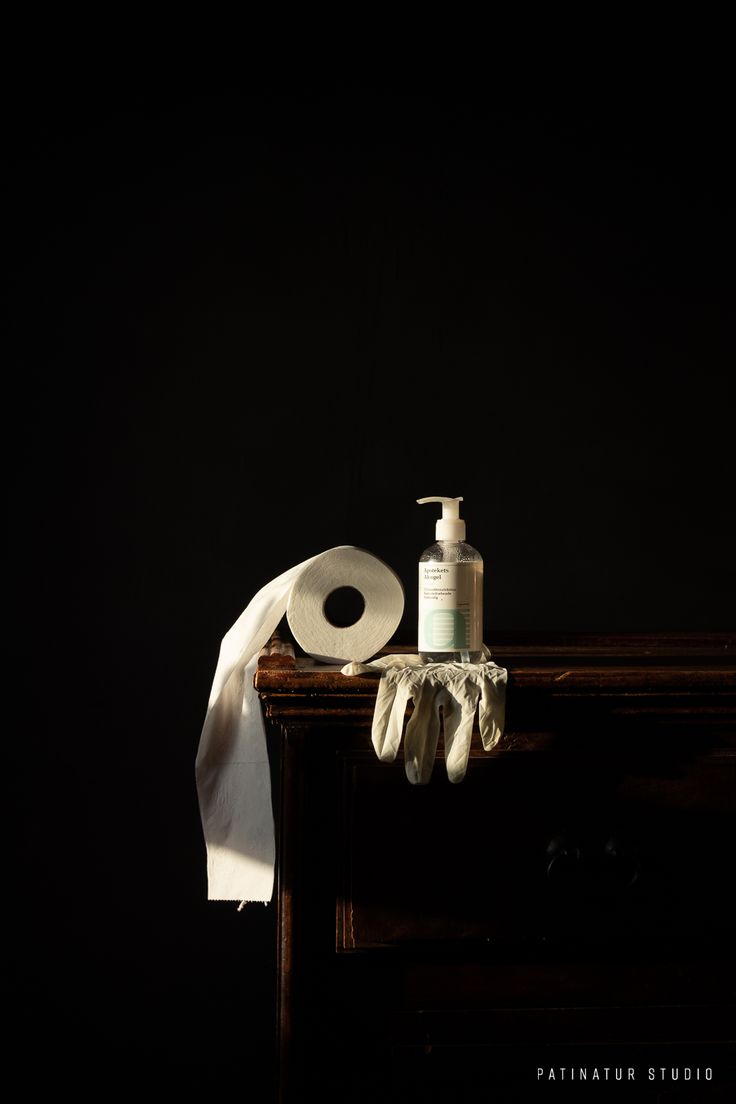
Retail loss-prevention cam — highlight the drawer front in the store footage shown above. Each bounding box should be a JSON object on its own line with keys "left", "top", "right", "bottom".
{"left": 336, "top": 716, "right": 736, "bottom": 952}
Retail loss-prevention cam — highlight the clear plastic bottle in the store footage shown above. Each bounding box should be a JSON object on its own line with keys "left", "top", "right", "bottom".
{"left": 417, "top": 497, "right": 484, "bottom": 663}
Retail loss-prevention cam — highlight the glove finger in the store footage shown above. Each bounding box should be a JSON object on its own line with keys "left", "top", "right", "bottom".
{"left": 381, "top": 670, "right": 416, "bottom": 762}
{"left": 478, "top": 665, "right": 508, "bottom": 751}
{"left": 370, "top": 654, "right": 423, "bottom": 671}
{"left": 371, "top": 669, "right": 400, "bottom": 760}
{"left": 341, "top": 660, "right": 376, "bottom": 675}
{"left": 343, "top": 654, "right": 420, "bottom": 676}
{"left": 443, "top": 679, "right": 481, "bottom": 784}
{"left": 404, "top": 675, "right": 441, "bottom": 785}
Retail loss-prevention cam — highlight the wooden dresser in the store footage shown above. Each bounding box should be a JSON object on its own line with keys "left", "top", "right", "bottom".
{"left": 255, "top": 633, "right": 736, "bottom": 1102}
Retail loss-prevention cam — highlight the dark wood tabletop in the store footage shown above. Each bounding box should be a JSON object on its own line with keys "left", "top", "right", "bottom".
{"left": 256, "top": 631, "right": 736, "bottom": 722}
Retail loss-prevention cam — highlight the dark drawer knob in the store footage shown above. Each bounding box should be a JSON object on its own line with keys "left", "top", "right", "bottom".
{"left": 602, "top": 834, "right": 641, "bottom": 890}
{"left": 545, "top": 834, "right": 582, "bottom": 886}
{"left": 546, "top": 833, "right": 640, "bottom": 893}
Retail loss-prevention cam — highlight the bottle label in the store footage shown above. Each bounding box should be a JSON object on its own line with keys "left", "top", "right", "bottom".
{"left": 418, "top": 562, "right": 483, "bottom": 652}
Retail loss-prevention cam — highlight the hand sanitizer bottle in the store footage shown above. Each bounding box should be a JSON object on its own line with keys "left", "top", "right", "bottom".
{"left": 417, "top": 496, "right": 483, "bottom": 663}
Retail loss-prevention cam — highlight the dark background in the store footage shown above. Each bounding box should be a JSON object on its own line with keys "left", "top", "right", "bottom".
{"left": 6, "top": 72, "right": 734, "bottom": 1090}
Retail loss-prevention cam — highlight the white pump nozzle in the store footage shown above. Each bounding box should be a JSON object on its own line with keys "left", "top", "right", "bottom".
{"left": 417, "top": 496, "right": 466, "bottom": 541}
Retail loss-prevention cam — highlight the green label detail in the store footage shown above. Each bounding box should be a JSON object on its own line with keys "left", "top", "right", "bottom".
{"left": 422, "top": 609, "right": 470, "bottom": 649}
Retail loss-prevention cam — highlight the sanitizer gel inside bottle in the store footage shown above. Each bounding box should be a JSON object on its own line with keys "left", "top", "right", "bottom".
{"left": 417, "top": 496, "right": 484, "bottom": 664}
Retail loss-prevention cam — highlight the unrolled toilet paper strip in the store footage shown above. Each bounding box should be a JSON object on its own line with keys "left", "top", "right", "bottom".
{"left": 195, "top": 546, "right": 404, "bottom": 903}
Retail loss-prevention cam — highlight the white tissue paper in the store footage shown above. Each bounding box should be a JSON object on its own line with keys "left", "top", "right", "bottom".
{"left": 196, "top": 547, "right": 404, "bottom": 903}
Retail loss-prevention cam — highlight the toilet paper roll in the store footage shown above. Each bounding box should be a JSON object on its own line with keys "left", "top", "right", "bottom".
{"left": 196, "top": 546, "right": 404, "bottom": 904}
{"left": 286, "top": 547, "right": 404, "bottom": 664}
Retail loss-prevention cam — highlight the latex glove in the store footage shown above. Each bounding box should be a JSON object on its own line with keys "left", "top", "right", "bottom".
{"left": 341, "top": 650, "right": 507, "bottom": 784}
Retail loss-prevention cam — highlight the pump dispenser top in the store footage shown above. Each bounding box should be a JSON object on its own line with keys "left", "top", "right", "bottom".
{"left": 416, "top": 496, "right": 466, "bottom": 541}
